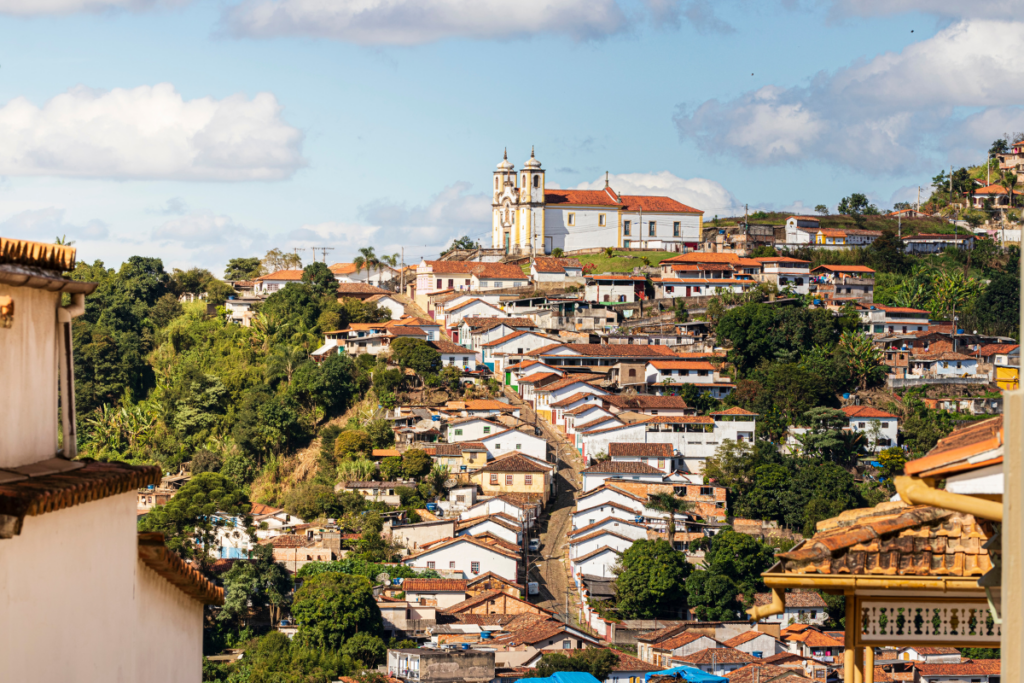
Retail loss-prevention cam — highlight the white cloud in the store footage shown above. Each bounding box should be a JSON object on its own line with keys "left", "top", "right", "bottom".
{"left": 675, "top": 19, "right": 1024, "bottom": 174}
{"left": 358, "top": 181, "right": 491, "bottom": 242}
{"left": 151, "top": 211, "right": 261, "bottom": 246}
{"left": 0, "top": 207, "right": 109, "bottom": 241}
{"left": 575, "top": 171, "right": 742, "bottom": 218}
{"left": 222, "top": 0, "right": 734, "bottom": 44}
{"left": 0, "top": 83, "right": 305, "bottom": 180}
{"left": 0, "top": 0, "right": 186, "bottom": 15}
{"left": 820, "top": 0, "right": 1018, "bottom": 20}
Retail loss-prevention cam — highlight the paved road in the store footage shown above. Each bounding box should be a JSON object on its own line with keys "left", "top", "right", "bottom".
{"left": 505, "top": 390, "right": 586, "bottom": 623}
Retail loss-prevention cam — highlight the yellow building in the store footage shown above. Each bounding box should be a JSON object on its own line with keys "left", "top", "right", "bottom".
{"left": 996, "top": 364, "right": 1019, "bottom": 391}
{"left": 469, "top": 452, "right": 552, "bottom": 503}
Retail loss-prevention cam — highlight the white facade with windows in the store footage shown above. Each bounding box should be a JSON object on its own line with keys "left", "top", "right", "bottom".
{"left": 447, "top": 418, "right": 503, "bottom": 442}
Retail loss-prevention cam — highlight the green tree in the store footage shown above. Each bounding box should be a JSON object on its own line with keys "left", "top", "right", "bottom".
{"left": 835, "top": 330, "right": 885, "bottom": 390}
{"left": 990, "top": 139, "right": 1009, "bottom": 155}
{"left": 303, "top": 262, "right": 339, "bottom": 297}
{"left": 335, "top": 430, "right": 373, "bottom": 458}
{"left": 150, "top": 292, "right": 184, "bottom": 328}
{"left": 390, "top": 338, "right": 442, "bottom": 375}
{"left": 837, "top": 193, "right": 876, "bottom": 216}
{"left": 401, "top": 449, "right": 431, "bottom": 479}
{"left": 674, "top": 299, "right": 689, "bottom": 323}
{"left": 138, "top": 472, "right": 252, "bottom": 569}
{"left": 976, "top": 265, "right": 1020, "bottom": 338}
{"left": 450, "top": 236, "right": 478, "bottom": 251}
{"left": 866, "top": 230, "right": 909, "bottom": 274}
{"left": 225, "top": 257, "right": 263, "bottom": 281}
{"left": 283, "top": 482, "right": 346, "bottom": 521}
{"left": 794, "top": 407, "right": 864, "bottom": 467}
{"left": 614, "top": 539, "right": 691, "bottom": 619}
{"left": 686, "top": 529, "right": 776, "bottom": 620}
{"left": 367, "top": 419, "right": 396, "bottom": 449}
{"left": 261, "top": 248, "right": 302, "bottom": 274}
{"left": 380, "top": 456, "right": 403, "bottom": 481}
{"left": 342, "top": 632, "right": 388, "bottom": 667}
{"left": 219, "top": 543, "right": 294, "bottom": 627}
{"left": 292, "top": 573, "right": 382, "bottom": 650}
{"left": 815, "top": 204, "right": 829, "bottom": 215}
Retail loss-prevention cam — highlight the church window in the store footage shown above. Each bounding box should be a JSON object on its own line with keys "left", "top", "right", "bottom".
{"left": 533, "top": 175, "right": 539, "bottom": 188}
{"left": 495, "top": 177, "right": 499, "bottom": 190}
{"left": 567, "top": 213, "right": 575, "bottom": 226}
{"left": 623, "top": 220, "right": 631, "bottom": 235}
{"left": 598, "top": 214, "right": 606, "bottom": 227}
{"left": 649, "top": 221, "right": 656, "bottom": 236}
{"left": 673, "top": 222, "right": 681, "bottom": 236}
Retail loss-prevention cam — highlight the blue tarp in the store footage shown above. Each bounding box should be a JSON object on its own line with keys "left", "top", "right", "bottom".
{"left": 644, "top": 666, "right": 728, "bottom": 683}
{"left": 526, "top": 673, "right": 603, "bottom": 683}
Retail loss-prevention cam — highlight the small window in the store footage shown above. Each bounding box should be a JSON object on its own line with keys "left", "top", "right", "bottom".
{"left": 455, "top": 429, "right": 463, "bottom": 436}
{"left": 599, "top": 214, "right": 606, "bottom": 227}
{"left": 516, "top": 443, "right": 522, "bottom": 450}
{"left": 673, "top": 221, "right": 680, "bottom": 236}
{"left": 495, "top": 177, "right": 499, "bottom": 190}
{"left": 623, "top": 220, "right": 631, "bottom": 235}
{"left": 449, "top": 561, "right": 456, "bottom": 568}
{"left": 525, "top": 475, "right": 533, "bottom": 485}
{"left": 483, "top": 426, "right": 491, "bottom": 434}
{"left": 471, "top": 561, "right": 480, "bottom": 573}
{"left": 649, "top": 221, "right": 656, "bottom": 236}
{"left": 623, "top": 240, "right": 630, "bottom": 249}
{"left": 568, "top": 212, "right": 576, "bottom": 226}
{"left": 505, "top": 474, "right": 513, "bottom": 485}
{"left": 436, "top": 279, "right": 442, "bottom": 289}
{"left": 628, "top": 368, "right": 637, "bottom": 378}
{"left": 427, "top": 561, "right": 436, "bottom": 569}
{"left": 490, "top": 474, "right": 498, "bottom": 484}
{"left": 495, "top": 444, "right": 501, "bottom": 450}
{"left": 533, "top": 175, "right": 539, "bottom": 188}
{"left": 700, "top": 486, "right": 714, "bottom": 496}
{"left": 562, "top": 640, "right": 571, "bottom": 650}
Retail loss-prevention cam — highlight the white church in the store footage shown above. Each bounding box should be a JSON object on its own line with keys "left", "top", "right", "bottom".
{"left": 491, "top": 148, "right": 704, "bottom": 254}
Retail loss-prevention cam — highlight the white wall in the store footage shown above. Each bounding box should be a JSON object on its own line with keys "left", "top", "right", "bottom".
{"left": 375, "top": 297, "right": 405, "bottom": 319}
{"left": 586, "top": 280, "right": 639, "bottom": 303}
{"left": 572, "top": 504, "right": 642, "bottom": 529}
{"left": 459, "top": 519, "right": 520, "bottom": 545}
{"left": 582, "top": 471, "right": 665, "bottom": 492}
{"left": 573, "top": 550, "right": 621, "bottom": 578}
{"left": 847, "top": 417, "right": 898, "bottom": 452}
{"left": 621, "top": 211, "right": 701, "bottom": 244}
{"left": 570, "top": 531, "right": 634, "bottom": 559}
{"left": 0, "top": 493, "right": 204, "bottom": 682}
{"left": 441, "top": 352, "right": 478, "bottom": 371}
{"left": 545, "top": 207, "right": 620, "bottom": 252}
{"left": 404, "top": 542, "right": 518, "bottom": 582}
{"left": 482, "top": 430, "right": 547, "bottom": 461}
{"left": 645, "top": 364, "right": 715, "bottom": 384}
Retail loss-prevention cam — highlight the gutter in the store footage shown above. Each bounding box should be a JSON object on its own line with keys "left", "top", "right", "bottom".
{"left": 746, "top": 586, "right": 785, "bottom": 621}
{"left": 56, "top": 292, "right": 85, "bottom": 459}
{"left": 895, "top": 475, "right": 1002, "bottom": 522}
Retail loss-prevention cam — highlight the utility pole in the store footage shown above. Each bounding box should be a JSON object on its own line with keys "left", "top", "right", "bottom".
{"left": 917, "top": 186, "right": 921, "bottom": 212}
{"left": 314, "top": 246, "right": 335, "bottom": 263}
{"left": 898, "top": 213, "right": 901, "bottom": 241}
{"left": 400, "top": 247, "right": 405, "bottom": 296}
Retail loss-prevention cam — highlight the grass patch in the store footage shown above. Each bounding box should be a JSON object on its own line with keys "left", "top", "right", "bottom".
{"left": 578, "top": 250, "right": 679, "bottom": 274}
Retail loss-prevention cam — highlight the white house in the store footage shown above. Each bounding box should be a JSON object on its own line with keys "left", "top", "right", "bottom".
{"left": 460, "top": 317, "right": 539, "bottom": 353}
{"left": 784, "top": 216, "right": 821, "bottom": 244}
{"left": 490, "top": 149, "right": 703, "bottom": 254}
{"left": 569, "top": 529, "right": 635, "bottom": 562}
{"left": 607, "top": 442, "right": 675, "bottom": 474}
{"left": 447, "top": 418, "right": 505, "bottom": 442}
{"left": 585, "top": 275, "right": 647, "bottom": 304}
{"left": 652, "top": 277, "right": 755, "bottom": 299}
{"left": 721, "top": 631, "right": 786, "bottom": 658}
{"left": 535, "top": 376, "right": 611, "bottom": 423}
{"left": 572, "top": 502, "right": 644, "bottom": 530}
{"left": 329, "top": 262, "right": 398, "bottom": 286}
{"left": 433, "top": 339, "right": 479, "bottom": 371}
{"left": 254, "top": 269, "right": 304, "bottom": 295}
{"left": 902, "top": 233, "right": 975, "bottom": 254}
{"left": 456, "top": 514, "right": 522, "bottom": 546}
{"left": 754, "top": 257, "right": 811, "bottom": 296}
{"left": 481, "top": 330, "right": 559, "bottom": 372}
{"left": 402, "top": 536, "right": 520, "bottom": 582}
{"left": 897, "top": 647, "right": 962, "bottom": 664}
{"left": 531, "top": 257, "right": 584, "bottom": 281}
{"left": 443, "top": 298, "right": 506, "bottom": 332}
{"left": 842, "top": 405, "right": 898, "bottom": 452}
{"left": 479, "top": 428, "right": 548, "bottom": 462}
{"left": 469, "top": 262, "right": 531, "bottom": 290}
{"left": 569, "top": 517, "right": 649, "bottom": 543}
{"left": 645, "top": 360, "right": 717, "bottom": 385}
{"left": 571, "top": 545, "right": 622, "bottom": 579}
{"left": 461, "top": 497, "right": 540, "bottom": 528}
{"left": 365, "top": 294, "right": 405, "bottom": 319}
{"left": 504, "top": 360, "right": 563, "bottom": 392}
{"left": 581, "top": 461, "right": 666, "bottom": 492}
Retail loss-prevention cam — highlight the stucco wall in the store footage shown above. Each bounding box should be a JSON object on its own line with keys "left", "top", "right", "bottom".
{"left": 0, "top": 492, "right": 204, "bottom": 682}
{"left": 0, "top": 284, "right": 59, "bottom": 468}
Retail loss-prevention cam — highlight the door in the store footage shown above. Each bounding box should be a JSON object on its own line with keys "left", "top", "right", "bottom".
{"left": 686, "top": 286, "right": 691, "bottom": 297}
{"left": 504, "top": 232, "right": 510, "bottom": 252}
{"left": 545, "top": 237, "right": 553, "bottom": 254}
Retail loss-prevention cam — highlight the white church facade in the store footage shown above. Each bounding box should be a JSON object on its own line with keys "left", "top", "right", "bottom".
{"left": 491, "top": 149, "right": 704, "bottom": 255}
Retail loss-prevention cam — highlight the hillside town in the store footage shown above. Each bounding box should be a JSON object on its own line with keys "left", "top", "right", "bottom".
{"left": 3, "top": 134, "right": 1021, "bottom": 683}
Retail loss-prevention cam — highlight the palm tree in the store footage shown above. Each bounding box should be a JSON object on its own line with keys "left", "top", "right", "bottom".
{"left": 290, "top": 320, "right": 319, "bottom": 353}
{"left": 54, "top": 235, "right": 75, "bottom": 247}
{"left": 647, "top": 493, "right": 692, "bottom": 545}
{"left": 266, "top": 344, "right": 307, "bottom": 385}
{"left": 357, "top": 247, "right": 380, "bottom": 284}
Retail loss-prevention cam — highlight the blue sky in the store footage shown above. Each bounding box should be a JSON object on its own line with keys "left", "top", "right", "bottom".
{"left": 0, "top": 0, "right": 1018, "bottom": 274}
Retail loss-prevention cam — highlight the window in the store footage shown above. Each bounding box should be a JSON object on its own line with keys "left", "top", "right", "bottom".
{"left": 483, "top": 426, "right": 491, "bottom": 435}
{"left": 598, "top": 214, "right": 606, "bottom": 226}
{"left": 533, "top": 175, "right": 540, "bottom": 188}
{"left": 490, "top": 474, "right": 498, "bottom": 484}
{"left": 562, "top": 640, "right": 571, "bottom": 649}
{"left": 495, "top": 177, "right": 499, "bottom": 190}
{"left": 505, "top": 474, "right": 513, "bottom": 485}
{"left": 619, "top": 295, "right": 626, "bottom": 302}
{"left": 623, "top": 220, "right": 631, "bottom": 235}
{"left": 448, "top": 279, "right": 454, "bottom": 288}
{"left": 525, "top": 475, "right": 533, "bottom": 485}
{"left": 649, "top": 221, "right": 656, "bottom": 236}
{"left": 456, "top": 494, "right": 465, "bottom": 503}
{"left": 673, "top": 221, "right": 680, "bottom": 236}
{"left": 700, "top": 486, "right": 714, "bottom": 496}
{"left": 494, "top": 444, "right": 501, "bottom": 450}
{"left": 471, "top": 561, "right": 480, "bottom": 573}
{"left": 568, "top": 212, "right": 576, "bottom": 226}
{"left": 516, "top": 443, "right": 522, "bottom": 450}
{"left": 494, "top": 281, "right": 503, "bottom": 288}
{"left": 623, "top": 240, "right": 631, "bottom": 249}
{"left": 436, "top": 279, "right": 442, "bottom": 289}
{"left": 628, "top": 368, "right": 637, "bottom": 378}
{"left": 427, "top": 561, "right": 436, "bottom": 569}
{"left": 449, "top": 561, "right": 456, "bottom": 568}
{"left": 465, "top": 279, "right": 470, "bottom": 286}
{"left": 455, "top": 429, "right": 463, "bottom": 436}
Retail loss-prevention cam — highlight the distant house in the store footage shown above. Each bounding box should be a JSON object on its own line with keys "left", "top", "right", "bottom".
{"left": 784, "top": 216, "right": 821, "bottom": 244}
{"left": 337, "top": 282, "right": 394, "bottom": 300}
{"left": 585, "top": 275, "right": 647, "bottom": 303}
{"left": 531, "top": 257, "right": 584, "bottom": 282}
{"left": 254, "top": 269, "right": 304, "bottom": 295}
{"left": 469, "top": 262, "right": 531, "bottom": 290}
{"left": 754, "top": 257, "right": 811, "bottom": 295}
{"left": 752, "top": 590, "right": 827, "bottom": 626}
{"left": 443, "top": 299, "right": 506, "bottom": 335}
{"left": 336, "top": 481, "right": 413, "bottom": 507}
{"left": 481, "top": 330, "right": 558, "bottom": 371}
{"left": 365, "top": 294, "right": 405, "bottom": 319}
{"left": 971, "top": 183, "right": 1022, "bottom": 208}
{"left": 841, "top": 405, "right": 898, "bottom": 452}
{"left": 402, "top": 536, "right": 520, "bottom": 582}
{"left": 580, "top": 461, "right": 665, "bottom": 492}
{"left": 897, "top": 646, "right": 962, "bottom": 664}
{"left": 902, "top": 233, "right": 975, "bottom": 254}
{"left": 433, "top": 339, "right": 479, "bottom": 371}
{"left": 672, "top": 647, "right": 757, "bottom": 676}
{"left": 469, "top": 453, "right": 553, "bottom": 503}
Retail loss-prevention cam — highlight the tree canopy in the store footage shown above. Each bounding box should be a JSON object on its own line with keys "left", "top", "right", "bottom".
{"left": 292, "top": 573, "right": 382, "bottom": 650}
{"left": 614, "top": 539, "right": 691, "bottom": 619}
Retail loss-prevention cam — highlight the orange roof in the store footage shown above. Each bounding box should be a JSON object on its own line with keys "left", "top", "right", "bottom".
{"left": 904, "top": 416, "right": 1003, "bottom": 478}
{"left": 545, "top": 188, "right": 622, "bottom": 206}
{"left": 620, "top": 195, "right": 702, "bottom": 213}
{"left": 328, "top": 262, "right": 359, "bottom": 275}
{"left": 973, "top": 184, "right": 1021, "bottom": 195}
{"left": 661, "top": 252, "right": 743, "bottom": 264}
{"left": 755, "top": 256, "right": 811, "bottom": 264}
{"left": 257, "top": 269, "right": 304, "bottom": 281}
{"left": 648, "top": 360, "right": 716, "bottom": 370}
{"left": 711, "top": 407, "right": 758, "bottom": 416}
{"left": 787, "top": 215, "right": 821, "bottom": 222}
{"left": 812, "top": 265, "right": 876, "bottom": 274}
{"left": 842, "top": 405, "right": 897, "bottom": 419}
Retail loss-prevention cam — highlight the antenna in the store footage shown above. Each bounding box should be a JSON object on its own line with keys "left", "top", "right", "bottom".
{"left": 314, "top": 247, "right": 335, "bottom": 263}
{"left": 444, "top": 478, "right": 458, "bottom": 489}
{"left": 375, "top": 572, "right": 391, "bottom": 583}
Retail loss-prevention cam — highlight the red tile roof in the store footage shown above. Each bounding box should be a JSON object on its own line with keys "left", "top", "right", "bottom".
{"left": 551, "top": 392, "right": 599, "bottom": 408}
{"left": 533, "top": 257, "right": 583, "bottom": 273}
{"left": 654, "top": 630, "right": 719, "bottom": 651}
{"left": 257, "top": 269, "right": 304, "bottom": 281}
{"left": 711, "top": 407, "right": 758, "bottom": 416}
{"left": 432, "top": 339, "right": 473, "bottom": 354}
{"left": 620, "top": 195, "right": 702, "bottom": 213}
{"left": 483, "top": 330, "right": 554, "bottom": 347}
{"left": 337, "top": 283, "right": 391, "bottom": 295}
{"left": 582, "top": 461, "right": 664, "bottom": 475}
{"left": 915, "top": 660, "right": 1000, "bottom": 676}
{"left": 138, "top": 532, "right": 225, "bottom": 605}
{"left": 754, "top": 589, "right": 825, "bottom": 608}
{"left": 608, "top": 443, "right": 672, "bottom": 458}
{"left": 722, "top": 630, "right": 776, "bottom": 648}
{"left": 545, "top": 188, "right": 622, "bottom": 206}
{"left": 473, "top": 262, "right": 531, "bottom": 280}
{"left": 401, "top": 578, "right": 468, "bottom": 592}
{"left": 904, "top": 416, "right": 1003, "bottom": 477}
{"left": 842, "top": 405, "right": 897, "bottom": 419}
{"left": 474, "top": 453, "right": 550, "bottom": 474}
{"left": 532, "top": 343, "right": 679, "bottom": 358}
{"left": 675, "top": 647, "right": 756, "bottom": 665}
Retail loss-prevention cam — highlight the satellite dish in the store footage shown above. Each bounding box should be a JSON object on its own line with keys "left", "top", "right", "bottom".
{"left": 376, "top": 572, "right": 391, "bottom": 582}
{"left": 383, "top": 579, "right": 392, "bottom": 587}
{"left": 444, "top": 478, "right": 458, "bottom": 489}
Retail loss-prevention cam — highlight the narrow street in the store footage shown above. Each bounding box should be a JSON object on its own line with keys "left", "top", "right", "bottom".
{"left": 504, "top": 388, "right": 587, "bottom": 625}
